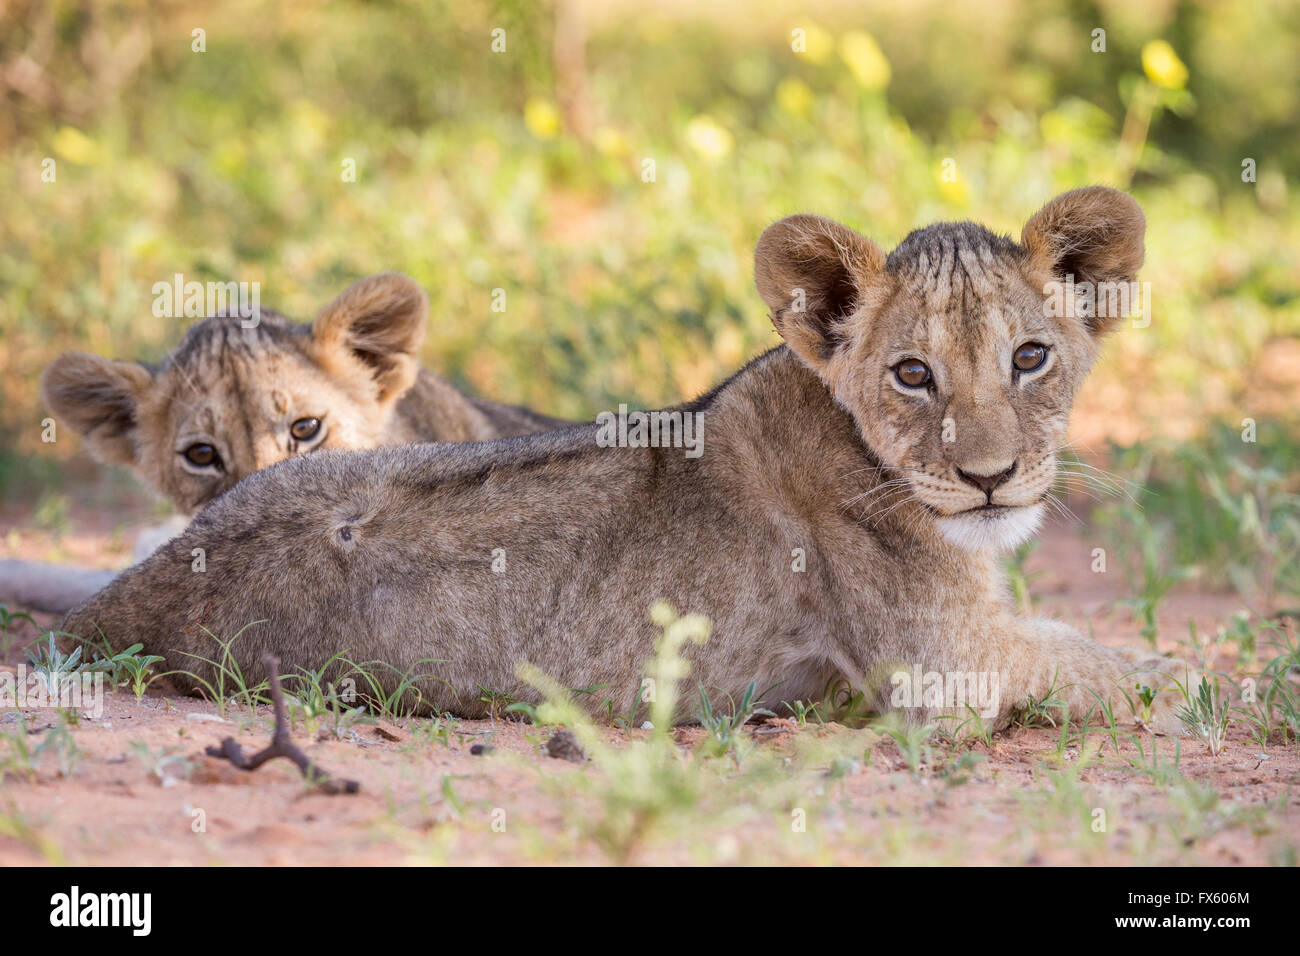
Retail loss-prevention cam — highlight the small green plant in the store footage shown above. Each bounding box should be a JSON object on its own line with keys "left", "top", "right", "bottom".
{"left": 938, "top": 704, "right": 994, "bottom": 748}
{"left": 33, "top": 711, "right": 81, "bottom": 777}
{"left": 938, "top": 749, "right": 986, "bottom": 787}
{"left": 45, "top": 631, "right": 174, "bottom": 700}
{"left": 593, "top": 683, "right": 647, "bottom": 733}
{"left": 1173, "top": 674, "right": 1231, "bottom": 757}
{"left": 476, "top": 685, "right": 518, "bottom": 721}
{"left": 693, "top": 681, "right": 777, "bottom": 763}
{"left": 24, "top": 632, "right": 93, "bottom": 687}
{"left": 1134, "top": 682, "right": 1158, "bottom": 727}
{"left": 411, "top": 714, "right": 457, "bottom": 749}
{"left": 1125, "top": 734, "right": 1185, "bottom": 787}
{"left": 1231, "top": 625, "right": 1300, "bottom": 748}
{"left": 1012, "top": 670, "right": 1067, "bottom": 729}
{"left": 341, "top": 656, "right": 449, "bottom": 719}
{"left": 107, "top": 646, "right": 167, "bottom": 701}
{"left": 286, "top": 651, "right": 370, "bottom": 737}
{"left": 174, "top": 623, "right": 272, "bottom": 716}
{"left": 818, "top": 676, "right": 875, "bottom": 726}
{"left": 871, "top": 712, "right": 936, "bottom": 775}
{"left": 0, "top": 716, "right": 35, "bottom": 781}
{"left": 782, "top": 698, "right": 821, "bottom": 727}
{"left": 1075, "top": 689, "right": 1120, "bottom": 755}
{"left": 1122, "top": 519, "right": 1198, "bottom": 649}
{"left": 128, "top": 739, "right": 194, "bottom": 784}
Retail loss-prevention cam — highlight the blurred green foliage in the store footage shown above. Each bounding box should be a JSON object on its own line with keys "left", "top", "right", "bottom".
{"left": 1, "top": 0, "right": 1297, "bottom": 489}
{"left": 1099, "top": 420, "right": 1300, "bottom": 610}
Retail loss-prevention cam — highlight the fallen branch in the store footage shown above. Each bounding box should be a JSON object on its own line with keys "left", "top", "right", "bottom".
{"left": 204, "top": 654, "right": 360, "bottom": 795}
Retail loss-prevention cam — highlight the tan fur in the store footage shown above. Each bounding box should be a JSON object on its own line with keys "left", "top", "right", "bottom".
{"left": 3, "top": 274, "right": 568, "bottom": 615}
{"left": 41, "top": 273, "right": 567, "bottom": 516}
{"left": 62, "top": 189, "right": 1182, "bottom": 732}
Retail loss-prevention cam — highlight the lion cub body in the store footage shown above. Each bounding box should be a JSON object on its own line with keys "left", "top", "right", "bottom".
{"left": 63, "top": 189, "right": 1176, "bottom": 730}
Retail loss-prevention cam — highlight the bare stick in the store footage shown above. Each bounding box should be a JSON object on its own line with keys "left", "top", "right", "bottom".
{"left": 204, "top": 654, "right": 360, "bottom": 795}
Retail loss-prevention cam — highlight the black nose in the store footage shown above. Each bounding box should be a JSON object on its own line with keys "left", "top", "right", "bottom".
{"left": 956, "top": 461, "right": 1018, "bottom": 500}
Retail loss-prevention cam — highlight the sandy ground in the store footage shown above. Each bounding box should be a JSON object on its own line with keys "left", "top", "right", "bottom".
{"left": 1, "top": 501, "right": 1297, "bottom": 866}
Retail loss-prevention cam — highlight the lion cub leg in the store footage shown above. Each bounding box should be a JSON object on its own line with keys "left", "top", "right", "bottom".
{"left": 914, "top": 617, "right": 1184, "bottom": 737}
{"left": 1009, "top": 618, "right": 1187, "bottom": 732}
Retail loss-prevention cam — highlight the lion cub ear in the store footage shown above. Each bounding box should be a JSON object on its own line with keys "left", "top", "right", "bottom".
{"left": 311, "top": 273, "right": 428, "bottom": 404}
{"left": 40, "top": 353, "right": 155, "bottom": 466}
{"left": 754, "top": 214, "right": 886, "bottom": 368}
{"left": 1021, "top": 187, "right": 1145, "bottom": 336}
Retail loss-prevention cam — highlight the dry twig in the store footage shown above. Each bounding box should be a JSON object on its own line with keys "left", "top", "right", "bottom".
{"left": 205, "top": 654, "right": 360, "bottom": 795}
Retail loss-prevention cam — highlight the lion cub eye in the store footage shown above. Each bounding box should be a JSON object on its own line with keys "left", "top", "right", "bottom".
{"left": 894, "top": 359, "right": 932, "bottom": 389}
{"left": 290, "top": 417, "right": 322, "bottom": 442}
{"left": 183, "top": 443, "right": 220, "bottom": 468}
{"left": 1013, "top": 343, "right": 1049, "bottom": 373}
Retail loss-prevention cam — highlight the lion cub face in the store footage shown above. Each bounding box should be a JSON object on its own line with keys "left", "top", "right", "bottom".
{"left": 756, "top": 187, "right": 1145, "bottom": 552}
{"left": 42, "top": 274, "right": 428, "bottom": 515}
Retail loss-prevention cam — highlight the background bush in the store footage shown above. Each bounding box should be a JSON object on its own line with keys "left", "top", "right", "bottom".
{"left": 1, "top": 0, "right": 1297, "bottom": 502}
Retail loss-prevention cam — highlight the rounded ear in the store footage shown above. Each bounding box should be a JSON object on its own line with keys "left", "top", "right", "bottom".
{"left": 754, "top": 214, "right": 885, "bottom": 368}
{"left": 1021, "top": 187, "right": 1145, "bottom": 335}
{"left": 40, "top": 352, "right": 155, "bottom": 466}
{"left": 311, "top": 273, "right": 428, "bottom": 404}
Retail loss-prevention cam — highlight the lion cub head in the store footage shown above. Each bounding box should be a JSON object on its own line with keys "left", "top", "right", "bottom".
{"left": 755, "top": 187, "right": 1144, "bottom": 552}
{"left": 42, "top": 273, "right": 428, "bottom": 515}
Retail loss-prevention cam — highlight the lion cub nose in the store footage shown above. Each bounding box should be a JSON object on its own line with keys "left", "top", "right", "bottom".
{"left": 956, "top": 461, "right": 1017, "bottom": 500}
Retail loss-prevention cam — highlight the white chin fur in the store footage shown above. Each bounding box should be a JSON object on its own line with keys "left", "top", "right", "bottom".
{"left": 934, "top": 503, "right": 1045, "bottom": 553}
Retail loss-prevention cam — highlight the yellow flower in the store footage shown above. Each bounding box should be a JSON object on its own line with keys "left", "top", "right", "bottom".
{"left": 1141, "top": 40, "right": 1188, "bottom": 90}
{"left": 685, "top": 115, "right": 733, "bottom": 160}
{"left": 524, "top": 97, "right": 561, "bottom": 140}
{"left": 794, "top": 22, "right": 834, "bottom": 64}
{"left": 776, "top": 78, "right": 814, "bottom": 117}
{"left": 839, "top": 30, "right": 891, "bottom": 91}
{"left": 937, "top": 168, "right": 969, "bottom": 207}
{"left": 593, "top": 126, "right": 628, "bottom": 157}
{"left": 52, "top": 127, "right": 103, "bottom": 166}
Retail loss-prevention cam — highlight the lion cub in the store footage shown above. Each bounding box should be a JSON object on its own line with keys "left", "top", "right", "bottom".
{"left": 42, "top": 272, "right": 565, "bottom": 516}
{"left": 2, "top": 273, "right": 566, "bottom": 611}
{"left": 63, "top": 188, "right": 1180, "bottom": 731}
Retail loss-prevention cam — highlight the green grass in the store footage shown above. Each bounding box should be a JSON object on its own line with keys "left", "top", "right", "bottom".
{"left": 1097, "top": 420, "right": 1300, "bottom": 614}
{"left": 1173, "top": 674, "right": 1232, "bottom": 757}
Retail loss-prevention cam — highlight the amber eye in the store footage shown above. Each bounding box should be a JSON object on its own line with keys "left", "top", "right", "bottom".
{"left": 1013, "top": 343, "right": 1049, "bottom": 373}
{"left": 290, "top": 417, "right": 322, "bottom": 442}
{"left": 182, "top": 443, "right": 220, "bottom": 468}
{"left": 894, "top": 359, "right": 932, "bottom": 389}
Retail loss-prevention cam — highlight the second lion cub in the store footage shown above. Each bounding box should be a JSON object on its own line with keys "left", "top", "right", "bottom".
{"left": 2, "top": 273, "right": 568, "bottom": 612}
{"left": 41, "top": 272, "right": 567, "bottom": 516}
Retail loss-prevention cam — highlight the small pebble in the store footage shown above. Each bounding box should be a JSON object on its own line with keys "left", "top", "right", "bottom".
{"left": 545, "top": 729, "right": 585, "bottom": 763}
